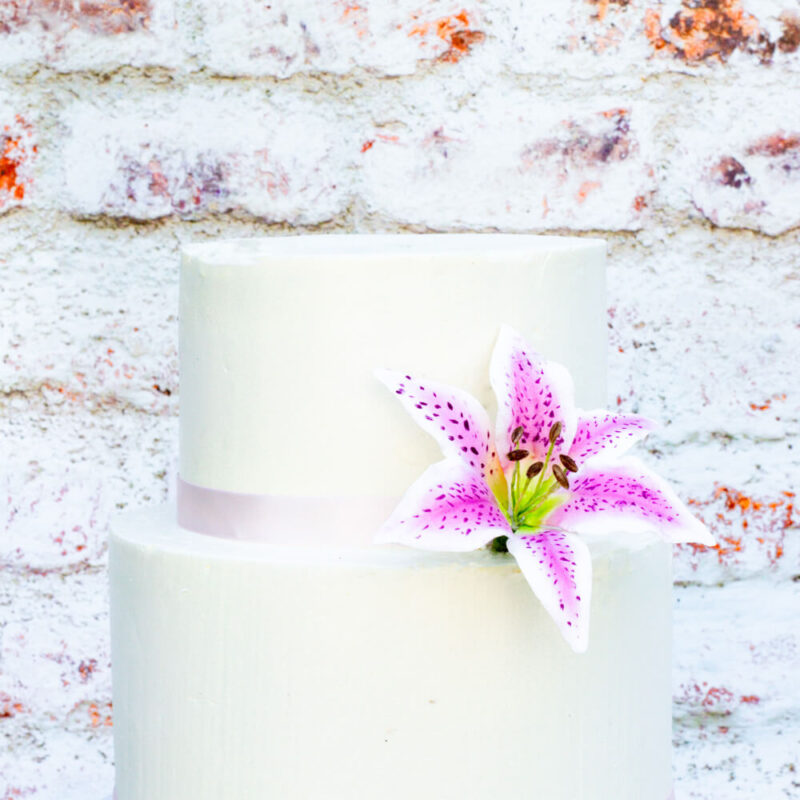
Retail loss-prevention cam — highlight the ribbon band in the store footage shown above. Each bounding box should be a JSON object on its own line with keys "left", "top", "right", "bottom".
{"left": 176, "top": 475, "right": 396, "bottom": 547}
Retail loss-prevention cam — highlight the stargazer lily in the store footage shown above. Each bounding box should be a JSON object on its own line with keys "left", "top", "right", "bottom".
{"left": 375, "top": 326, "right": 715, "bottom": 653}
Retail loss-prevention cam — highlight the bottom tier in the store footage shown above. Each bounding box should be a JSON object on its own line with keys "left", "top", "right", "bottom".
{"left": 110, "top": 505, "right": 673, "bottom": 800}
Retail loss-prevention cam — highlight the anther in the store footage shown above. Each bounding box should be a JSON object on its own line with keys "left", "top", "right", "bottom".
{"left": 552, "top": 463, "right": 570, "bottom": 489}
{"left": 559, "top": 454, "right": 578, "bottom": 473}
{"left": 548, "top": 421, "right": 562, "bottom": 444}
{"left": 506, "top": 449, "right": 529, "bottom": 461}
{"left": 511, "top": 425, "right": 525, "bottom": 444}
{"left": 526, "top": 461, "right": 544, "bottom": 479}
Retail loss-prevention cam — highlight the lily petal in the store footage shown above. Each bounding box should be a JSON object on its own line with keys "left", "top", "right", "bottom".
{"left": 569, "top": 411, "right": 656, "bottom": 464}
{"left": 376, "top": 458, "right": 512, "bottom": 552}
{"left": 490, "top": 325, "right": 577, "bottom": 465}
{"left": 548, "top": 457, "right": 715, "bottom": 545}
{"left": 376, "top": 369, "right": 505, "bottom": 500}
{"left": 507, "top": 530, "right": 592, "bottom": 653}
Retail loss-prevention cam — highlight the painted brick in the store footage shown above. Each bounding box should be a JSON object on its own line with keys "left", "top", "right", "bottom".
{"left": 3, "top": 407, "right": 175, "bottom": 570}
{"left": 673, "top": 581, "right": 800, "bottom": 797}
{"left": 0, "top": 113, "right": 35, "bottom": 213}
{"left": 663, "top": 88, "right": 800, "bottom": 234}
{"left": 58, "top": 89, "right": 352, "bottom": 222}
{"left": 509, "top": 0, "right": 800, "bottom": 77}
{"left": 0, "top": 570, "right": 115, "bottom": 799}
{"left": 359, "top": 89, "right": 656, "bottom": 230}
{"left": 195, "top": 0, "right": 503, "bottom": 76}
{"left": 0, "top": 227, "right": 180, "bottom": 418}
{"left": 607, "top": 228, "right": 799, "bottom": 583}
{"left": 0, "top": 0, "right": 180, "bottom": 70}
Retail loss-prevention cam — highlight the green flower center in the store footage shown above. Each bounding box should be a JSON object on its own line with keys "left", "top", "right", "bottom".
{"left": 489, "top": 421, "right": 578, "bottom": 550}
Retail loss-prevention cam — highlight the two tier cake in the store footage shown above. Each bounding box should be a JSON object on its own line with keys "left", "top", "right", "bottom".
{"left": 110, "top": 235, "right": 680, "bottom": 799}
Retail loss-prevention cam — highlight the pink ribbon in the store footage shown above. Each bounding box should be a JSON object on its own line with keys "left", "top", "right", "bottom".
{"left": 115, "top": 785, "right": 674, "bottom": 798}
{"left": 176, "top": 475, "right": 396, "bottom": 547}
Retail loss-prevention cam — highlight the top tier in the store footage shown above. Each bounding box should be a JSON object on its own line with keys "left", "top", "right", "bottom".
{"left": 179, "top": 235, "right": 606, "bottom": 499}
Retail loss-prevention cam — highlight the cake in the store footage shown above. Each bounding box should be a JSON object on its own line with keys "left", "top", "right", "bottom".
{"left": 110, "top": 234, "right": 695, "bottom": 799}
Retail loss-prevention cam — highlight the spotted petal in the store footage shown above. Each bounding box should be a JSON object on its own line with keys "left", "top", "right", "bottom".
{"left": 569, "top": 411, "right": 656, "bottom": 464}
{"left": 376, "top": 459, "right": 511, "bottom": 552}
{"left": 376, "top": 369, "right": 505, "bottom": 501}
{"left": 490, "top": 325, "right": 577, "bottom": 466}
{"left": 547, "top": 457, "right": 715, "bottom": 545}
{"left": 507, "top": 530, "right": 592, "bottom": 653}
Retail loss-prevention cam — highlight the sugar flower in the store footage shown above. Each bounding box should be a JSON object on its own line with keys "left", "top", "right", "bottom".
{"left": 376, "top": 326, "right": 715, "bottom": 653}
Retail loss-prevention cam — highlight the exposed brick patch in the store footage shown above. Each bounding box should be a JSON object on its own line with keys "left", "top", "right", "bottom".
{"left": 0, "top": 0, "right": 151, "bottom": 37}
{"left": 61, "top": 98, "right": 349, "bottom": 222}
{"left": 690, "top": 126, "right": 800, "bottom": 232}
{"left": 87, "top": 701, "right": 113, "bottom": 727}
{"left": 588, "top": 0, "right": 631, "bottom": 22}
{"left": 408, "top": 9, "right": 485, "bottom": 63}
{"left": 98, "top": 147, "right": 296, "bottom": 217}
{"left": 709, "top": 156, "right": 751, "bottom": 188}
{"left": 778, "top": 10, "right": 800, "bottom": 53}
{"left": 673, "top": 681, "right": 771, "bottom": 728}
{"left": 521, "top": 108, "right": 634, "bottom": 171}
{"left": 678, "top": 486, "right": 795, "bottom": 570}
{"left": 745, "top": 131, "right": 800, "bottom": 163}
{"left": 0, "top": 692, "right": 26, "bottom": 718}
{"left": 676, "top": 682, "right": 738, "bottom": 717}
{"left": 112, "top": 152, "right": 231, "bottom": 216}
{"left": 2, "top": 788, "right": 37, "bottom": 800}
{"left": 78, "top": 658, "right": 99, "bottom": 683}
{"left": 197, "top": 1, "right": 494, "bottom": 77}
{"left": 362, "top": 97, "right": 653, "bottom": 230}
{"left": 338, "top": 2, "right": 368, "bottom": 39}
{"left": 644, "top": 0, "right": 777, "bottom": 64}
{"left": 0, "top": 116, "right": 34, "bottom": 212}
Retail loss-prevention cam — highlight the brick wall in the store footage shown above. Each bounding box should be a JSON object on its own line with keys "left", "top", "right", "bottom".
{"left": 1, "top": 2, "right": 798, "bottom": 798}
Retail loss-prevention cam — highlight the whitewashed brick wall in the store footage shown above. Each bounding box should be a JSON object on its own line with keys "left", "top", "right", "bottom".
{"left": 1, "top": 2, "right": 798, "bottom": 798}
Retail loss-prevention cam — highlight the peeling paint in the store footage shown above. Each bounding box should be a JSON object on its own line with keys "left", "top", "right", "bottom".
{"left": 521, "top": 108, "right": 633, "bottom": 172}
{"left": 408, "top": 9, "right": 485, "bottom": 63}
{"left": 576, "top": 179, "right": 601, "bottom": 202}
{"left": 0, "top": 0, "right": 151, "bottom": 37}
{"left": 644, "top": 0, "right": 775, "bottom": 64}
{"left": 0, "top": 115, "right": 34, "bottom": 211}
{"left": 681, "top": 683, "right": 737, "bottom": 716}
{"left": 0, "top": 693, "right": 26, "bottom": 718}
{"left": 777, "top": 10, "right": 800, "bottom": 53}
{"left": 339, "top": 2, "right": 368, "bottom": 39}
{"left": 744, "top": 131, "right": 800, "bottom": 177}
{"left": 109, "top": 152, "right": 230, "bottom": 216}
{"left": 691, "top": 123, "right": 800, "bottom": 232}
{"left": 87, "top": 701, "right": 113, "bottom": 727}
{"left": 710, "top": 155, "right": 751, "bottom": 188}
{"left": 746, "top": 132, "right": 800, "bottom": 158}
{"left": 588, "top": 0, "right": 631, "bottom": 23}
{"left": 681, "top": 486, "right": 795, "bottom": 569}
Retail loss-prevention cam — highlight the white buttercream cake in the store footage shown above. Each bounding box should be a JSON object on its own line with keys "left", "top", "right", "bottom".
{"left": 109, "top": 234, "right": 674, "bottom": 799}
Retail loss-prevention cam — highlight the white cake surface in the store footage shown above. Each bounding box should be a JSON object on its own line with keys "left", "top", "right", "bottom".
{"left": 179, "top": 234, "right": 606, "bottom": 498}
{"left": 110, "top": 506, "right": 673, "bottom": 800}
{"left": 111, "top": 234, "right": 675, "bottom": 799}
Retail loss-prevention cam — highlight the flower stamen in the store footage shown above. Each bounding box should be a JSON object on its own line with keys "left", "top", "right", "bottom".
{"left": 505, "top": 420, "right": 579, "bottom": 532}
{"left": 559, "top": 453, "right": 578, "bottom": 473}
{"left": 552, "top": 463, "right": 570, "bottom": 490}
{"left": 526, "top": 461, "right": 544, "bottom": 479}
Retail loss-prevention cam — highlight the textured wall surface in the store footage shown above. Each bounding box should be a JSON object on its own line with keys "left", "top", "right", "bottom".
{"left": 1, "top": 1, "right": 798, "bottom": 798}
